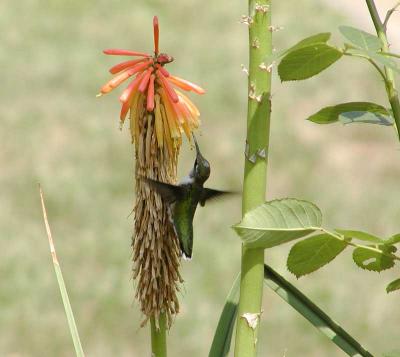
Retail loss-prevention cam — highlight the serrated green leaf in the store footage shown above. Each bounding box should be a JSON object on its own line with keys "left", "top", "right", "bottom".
{"left": 288, "top": 32, "right": 331, "bottom": 52}
{"left": 336, "top": 229, "right": 384, "bottom": 243}
{"left": 287, "top": 234, "right": 347, "bottom": 278}
{"left": 386, "top": 278, "right": 400, "bottom": 293}
{"left": 278, "top": 44, "right": 343, "bottom": 81}
{"left": 307, "top": 102, "right": 393, "bottom": 125}
{"left": 339, "top": 26, "right": 383, "bottom": 51}
{"left": 209, "top": 274, "right": 240, "bottom": 357}
{"left": 352, "top": 246, "right": 395, "bottom": 272}
{"left": 264, "top": 33, "right": 331, "bottom": 66}
{"left": 233, "top": 198, "right": 322, "bottom": 249}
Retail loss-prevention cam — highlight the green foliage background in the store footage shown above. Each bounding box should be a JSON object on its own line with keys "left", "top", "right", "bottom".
{"left": 1, "top": 0, "right": 400, "bottom": 356}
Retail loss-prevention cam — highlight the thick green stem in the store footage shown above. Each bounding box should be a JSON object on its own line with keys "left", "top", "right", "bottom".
{"left": 150, "top": 314, "right": 167, "bottom": 357}
{"left": 234, "top": 1, "right": 272, "bottom": 356}
{"left": 365, "top": 0, "right": 400, "bottom": 140}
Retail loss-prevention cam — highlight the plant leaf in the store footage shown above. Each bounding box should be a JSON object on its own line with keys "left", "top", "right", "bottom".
{"left": 287, "top": 32, "right": 331, "bottom": 53}
{"left": 336, "top": 229, "right": 384, "bottom": 243}
{"left": 264, "top": 33, "right": 331, "bottom": 66}
{"left": 278, "top": 44, "right": 343, "bottom": 81}
{"left": 352, "top": 246, "right": 395, "bottom": 272}
{"left": 233, "top": 198, "right": 322, "bottom": 249}
{"left": 264, "top": 264, "right": 374, "bottom": 357}
{"left": 385, "top": 233, "right": 400, "bottom": 245}
{"left": 209, "top": 274, "right": 240, "bottom": 357}
{"left": 339, "top": 26, "right": 383, "bottom": 51}
{"left": 307, "top": 102, "right": 393, "bottom": 125}
{"left": 287, "top": 234, "right": 347, "bottom": 278}
{"left": 39, "top": 187, "right": 85, "bottom": 357}
{"left": 386, "top": 278, "right": 400, "bottom": 293}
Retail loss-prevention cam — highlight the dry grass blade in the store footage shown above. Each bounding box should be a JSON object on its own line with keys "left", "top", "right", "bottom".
{"left": 39, "top": 185, "right": 85, "bottom": 357}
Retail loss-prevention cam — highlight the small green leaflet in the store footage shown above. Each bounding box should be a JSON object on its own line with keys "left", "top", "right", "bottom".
{"left": 233, "top": 198, "right": 322, "bottom": 249}
{"left": 263, "top": 33, "right": 331, "bottom": 66}
{"left": 352, "top": 246, "right": 395, "bottom": 272}
{"left": 278, "top": 44, "right": 343, "bottom": 81}
{"left": 339, "top": 26, "right": 383, "bottom": 51}
{"left": 386, "top": 278, "right": 400, "bottom": 293}
{"left": 287, "top": 32, "right": 331, "bottom": 53}
{"left": 209, "top": 274, "right": 240, "bottom": 357}
{"left": 307, "top": 102, "right": 393, "bottom": 126}
{"left": 385, "top": 233, "right": 400, "bottom": 245}
{"left": 336, "top": 229, "right": 384, "bottom": 243}
{"left": 287, "top": 234, "right": 347, "bottom": 278}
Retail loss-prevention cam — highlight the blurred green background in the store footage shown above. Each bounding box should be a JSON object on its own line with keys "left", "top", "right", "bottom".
{"left": 2, "top": 0, "right": 400, "bottom": 356}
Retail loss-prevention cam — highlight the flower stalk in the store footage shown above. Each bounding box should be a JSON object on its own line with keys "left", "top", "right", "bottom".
{"left": 234, "top": 1, "right": 272, "bottom": 356}
{"left": 365, "top": 0, "right": 400, "bottom": 140}
{"left": 150, "top": 313, "right": 167, "bottom": 357}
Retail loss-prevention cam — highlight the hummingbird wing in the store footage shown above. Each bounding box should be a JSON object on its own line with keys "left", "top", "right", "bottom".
{"left": 199, "top": 188, "right": 235, "bottom": 207}
{"left": 145, "top": 178, "right": 194, "bottom": 259}
{"left": 173, "top": 197, "right": 195, "bottom": 259}
{"left": 144, "top": 178, "right": 185, "bottom": 203}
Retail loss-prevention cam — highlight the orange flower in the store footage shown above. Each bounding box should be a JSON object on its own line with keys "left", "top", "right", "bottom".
{"left": 98, "top": 16, "right": 204, "bottom": 152}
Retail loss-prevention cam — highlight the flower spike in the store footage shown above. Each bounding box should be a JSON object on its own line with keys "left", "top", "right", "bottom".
{"left": 98, "top": 16, "right": 204, "bottom": 153}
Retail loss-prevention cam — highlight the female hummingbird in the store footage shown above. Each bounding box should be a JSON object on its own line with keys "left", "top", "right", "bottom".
{"left": 145, "top": 135, "right": 231, "bottom": 259}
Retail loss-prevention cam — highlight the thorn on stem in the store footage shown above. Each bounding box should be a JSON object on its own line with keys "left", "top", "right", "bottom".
{"left": 254, "top": 3, "right": 270, "bottom": 13}
{"left": 252, "top": 38, "right": 260, "bottom": 49}
{"left": 259, "top": 62, "right": 274, "bottom": 72}
{"left": 239, "top": 15, "right": 253, "bottom": 26}
{"left": 269, "top": 25, "right": 284, "bottom": 32}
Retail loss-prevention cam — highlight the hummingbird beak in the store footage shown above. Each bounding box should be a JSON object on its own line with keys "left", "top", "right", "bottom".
{"left": 192, "top": 133, "right": 202, "bottom": 159}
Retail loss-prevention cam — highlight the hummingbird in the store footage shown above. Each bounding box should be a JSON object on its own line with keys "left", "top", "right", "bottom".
{"left": 145, "top": 134, "right": 232, "bottom": 259}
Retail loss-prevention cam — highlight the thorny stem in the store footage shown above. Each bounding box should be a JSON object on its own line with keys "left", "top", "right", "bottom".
{"left": 234, "top": 1, "right": 272, "bottom": 356}
{"left": 365, "top": 0, "right": 400, "bottom": 140}
{"left": 150, "top": 314, "right": 167, "bottom": 357}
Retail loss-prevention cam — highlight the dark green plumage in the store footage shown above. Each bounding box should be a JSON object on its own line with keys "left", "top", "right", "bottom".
{"left": 145, "top": 135, "right": 232, "bottom": 258}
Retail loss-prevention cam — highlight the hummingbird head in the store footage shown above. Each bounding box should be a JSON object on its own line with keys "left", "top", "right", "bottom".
{"left": 192, "top": 134, "right": 210, "bottom": 184}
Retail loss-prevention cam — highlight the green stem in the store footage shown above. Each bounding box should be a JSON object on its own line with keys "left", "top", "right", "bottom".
{"left": 365, "top": 0, "right": 400, "bottom": 140}
{"left": 380, "top": 51, "right": 400, "bottom": 60}
{"left": 234, "top": 1, "right": 272, "bottom": 356}
{"left": 150, "top": 314, "right": 167, "bottom": 357}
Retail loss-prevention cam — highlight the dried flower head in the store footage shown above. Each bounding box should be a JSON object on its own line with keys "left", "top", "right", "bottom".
{"left": 98, "top": 16, "right": 204, "bottom": 327}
